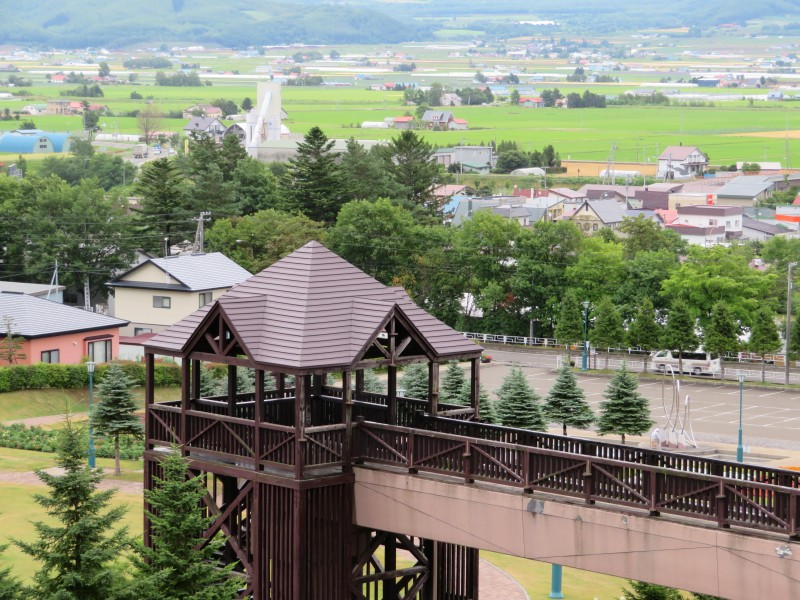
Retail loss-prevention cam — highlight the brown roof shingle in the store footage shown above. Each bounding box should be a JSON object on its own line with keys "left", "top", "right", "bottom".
{"left": 145, "top": 241, "right": 481, "bottom": 370}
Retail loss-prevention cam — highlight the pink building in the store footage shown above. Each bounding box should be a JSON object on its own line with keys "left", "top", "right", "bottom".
{"left": 0, "top": 292, "right": 128, "bottom": 365}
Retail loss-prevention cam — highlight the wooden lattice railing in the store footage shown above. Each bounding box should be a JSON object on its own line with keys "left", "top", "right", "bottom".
{"left": 355, "top": 421, "right": 800, "bottom": 539}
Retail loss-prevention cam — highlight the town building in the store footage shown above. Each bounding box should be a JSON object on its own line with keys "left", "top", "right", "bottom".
{"left": 657, "top": 146, "right": 708, "bottom": 179}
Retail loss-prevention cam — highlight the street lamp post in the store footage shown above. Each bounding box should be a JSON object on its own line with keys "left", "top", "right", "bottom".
{"left": 786, "top": 262, "right": 797, "bottom": 386}
{"left": 87, "top": 361, "right": 96, "bottom": 468}
{"left": 737, "top": 372, "right": 745, "bottom": 463}
{"left": 582, "top": 301, "right": 590, "bottom": 372}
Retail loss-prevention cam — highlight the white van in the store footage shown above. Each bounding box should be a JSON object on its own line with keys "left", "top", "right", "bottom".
{"left": 651, "top": 350, "right": 721, "bottom": 376}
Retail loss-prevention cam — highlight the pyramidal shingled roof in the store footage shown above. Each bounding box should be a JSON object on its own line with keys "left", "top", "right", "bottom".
{"left": 145, "top": 241, "right": 481, "bottom": 370}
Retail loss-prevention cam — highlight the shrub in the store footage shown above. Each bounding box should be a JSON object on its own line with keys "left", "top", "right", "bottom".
{"left": 0, "top": 423, "right": 143, "bottom": 460}
{"left": 0, "top": 362, "right": 180, "bottom": 392}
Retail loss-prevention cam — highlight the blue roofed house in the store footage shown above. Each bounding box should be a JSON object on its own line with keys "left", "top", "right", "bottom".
{"left": 0, "top": 129, "right": 72, "bottom": 154}
{"left": 107, "top": 252, "right": 252, "bottom": 336}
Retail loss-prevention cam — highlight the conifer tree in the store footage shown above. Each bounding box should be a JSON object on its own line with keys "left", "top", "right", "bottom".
{"left": 626, "top": 297, "right": 662, "bottom": 372}
{"left": 661, "top": 299, "right": 699, "bottom": 374}
{"left": 543, "top": 364, "right": 594, "bottom": 435}
{"left": 749, "top": 307, "right": 781, "bottom": 383}
{"left": 280, "top": 126, "right": 343, "bottom": 223}
{"left": 199, "top": 367, "right": 225, "bottom": 397}
{"left": 458, "top": 380, "right": 498, "bottom": 423}
{"left": 15, "top": 419, "right": 130, "bottom": 599}
{"left": 400, "top": 363, "right": 429, "bottom": 399}
{"left": 554, "top": 290, "right": 584, "bottom": 363}
{"left": 623, "top": 580, "right": 683, "bottom": 600}
{"left": 362, "top": 369, "right": 385, "bottom": 394}
{"left": 93, "top": 363, "right": 144, "bottom": 475}
{"left": 440, "top": 361, "right": 466, "bottom": 404}
{"left": 131, "top": 449, "right": 240, "bottom": 600}
{"left": 596, "top": 364, "right": 654, "bottom": 444}
{"left": 495, "top": 367, "right": 546, "bottom": 431}
{"left": 702, "top": 301, "right": 740, "bottom": 379}
{"left": 0, "top": 542, "right": 23, "bottom": 599}
{"left": 588, "top": 296, "right": 625, "bottom": 370}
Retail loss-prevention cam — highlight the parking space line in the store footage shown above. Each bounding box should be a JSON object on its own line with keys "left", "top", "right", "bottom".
{"left": 759, "top": 392, "right": 782, "bottom": 398}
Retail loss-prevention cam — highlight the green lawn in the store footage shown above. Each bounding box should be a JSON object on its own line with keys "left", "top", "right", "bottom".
{"left": 0, "top": 387, "right": 179, "bottom": 422}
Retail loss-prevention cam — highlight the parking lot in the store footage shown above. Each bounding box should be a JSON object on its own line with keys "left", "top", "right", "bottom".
{"left": 477, "top": 350, "right": 800, "bottom": 452}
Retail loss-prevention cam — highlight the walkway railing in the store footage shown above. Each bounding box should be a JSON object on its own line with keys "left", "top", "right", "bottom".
{"left": 355, "top": 421, "right": 800, "bottom": 539}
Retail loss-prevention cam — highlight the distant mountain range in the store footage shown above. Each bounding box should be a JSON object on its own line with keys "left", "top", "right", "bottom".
{"left": 3, "top": 0, "right": 800, "bottom": 48}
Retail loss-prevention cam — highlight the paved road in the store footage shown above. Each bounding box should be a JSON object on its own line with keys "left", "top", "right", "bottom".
{"left": 478, "top": 350, "right": 800, "bottom": 453}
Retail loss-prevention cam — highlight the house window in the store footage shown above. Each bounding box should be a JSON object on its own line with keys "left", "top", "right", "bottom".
{"left": 199, "top": 292, "right": 213, "bottom": 307}
{"left": 88, "top": 340, "right": 112, "bottom": 363}
{"left": 709, "top": 219, "right": 716, "bottom": 226}
{"left": 592, "top": 223, "right": 599, "bottom": 231}
{"left": 153, "top": 295, "right": 171, "bottom": 309}
{"left": 726, "top": 220, "right": 731, "bottom": 227}
{"left": 735, "top": 219, "right": 740, "bottom": 226}
{"left": 41, "top": 349, "right": 60, "bottom": 364}
{"left": 133, "top": 327, "right": 152, "bottom": 336}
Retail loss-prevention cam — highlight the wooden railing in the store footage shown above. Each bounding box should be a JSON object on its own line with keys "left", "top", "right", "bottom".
{"left": 305, "top": 424, "right": 347, "bottom": 468}
{"left": 355, "top": 421, "right": 800, "bottom": 539}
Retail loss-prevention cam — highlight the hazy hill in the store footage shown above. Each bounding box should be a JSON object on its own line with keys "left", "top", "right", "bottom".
{"left": 2, "top": 0, "right": 430, "bottom": 48}
{"left": 3, "top": 0, "right": 800, "bottom": 48}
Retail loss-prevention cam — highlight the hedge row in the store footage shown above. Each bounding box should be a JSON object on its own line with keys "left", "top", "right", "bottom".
{"left": 0, "top": 361, "right": 181, "bottom": 393}
{"left": 0, "top": 424, "right": 144, "bottom": 460}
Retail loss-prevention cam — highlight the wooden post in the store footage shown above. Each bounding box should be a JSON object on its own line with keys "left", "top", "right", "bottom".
{"left": 227, "top": 365, "right": 237, "bottom": 416}
{"left": 355, "top": 369, "right": 364, "bottom": 393}
{"left": 343, "top": 371, "right": 353, "bottom": 470}
{"left": 254, "top": 369, "right": 264, "bottom": 472}
{"left": 470, "top": 357, "right": 480, "bottom": 420}
{"left": 191, "top": 359, "right": 201, "bottom": 403}
{"left": 388, "top": 365, "right": 397, "bottom": 425}
{"left": 384, "top": 534, "right": 397, "bottom": 598}
{"left": 181, "top": 359, "right": 190, "bottom": 456}
{"left": 278, "top": 372, "right": 286, "bottom": 396}
{"left": 311, "top": 374, "right": 324, "bottom": 425}
{"left": 428, "top": 362, "right": 440, "bottom": 416}
{"left": 145, "top": 353, "right": 155, "bottom": 449}
{"left": 295, "top": 375, "right": 307, "bottom": 480}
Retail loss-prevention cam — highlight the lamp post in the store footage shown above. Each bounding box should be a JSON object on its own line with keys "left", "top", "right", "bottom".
{"left": 87, "top": 361, "right": 96, "bottom": 468}
{"left": 582, "top": 301, "right": 590, "bottom": 372}
{"left": 786, "top": 262, "right": 797, "bottom": 386}
{"left": 737, "top": 372, "right": 745, "bottom": 463}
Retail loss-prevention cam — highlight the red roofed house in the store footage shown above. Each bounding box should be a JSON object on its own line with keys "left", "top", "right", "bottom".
{"left": 449, "top": 118, "right": 469, "bottom": 130}
{"left": 393, "top": 116, "right": 414, "bottom": 130}
{"left": 519, "top": 97, "right": 544, "bottom": 108}
{"left": 0, "top": 292, "right": 129, "bottom": 365}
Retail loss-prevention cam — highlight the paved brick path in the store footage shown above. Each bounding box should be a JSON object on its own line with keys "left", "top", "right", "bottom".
{"left": 479, "top": 558, "right": 529, "bottom": 600}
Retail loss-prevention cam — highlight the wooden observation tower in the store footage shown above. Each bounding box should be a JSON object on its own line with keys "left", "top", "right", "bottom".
{"left": 143, "top": 241, "right": 484, "bottom": 599}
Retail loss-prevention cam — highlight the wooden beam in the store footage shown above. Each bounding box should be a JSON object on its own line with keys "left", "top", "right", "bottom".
{"left": 295, "top": 375, "right": 307, "bottom": 480}
{"left": 471, "top": 357, "right": 480, "bottom": 421}
{"left": 191, "top": 359, "right": 201, "bottom": 403}
{"left": 227, "top": 365, "right": 237, "bottom": 416}
{"left": 145, "top": 353, "right": 155, "bottom": 450}
{"left": 428, "top": 362, "right": 439, "bottom": 416}
{"left": 254, "top": 369, "right": 264, "bottom": 473}
{"left": 387, "top": 366, "right": 397, "bottom": 425}
{"left": 355, "top": 370, "right": 364, "bottom": 392}
{"left": 343, "top": 370, "right": 352, "bottom": 470}
{"left": 181, "top": 360, "right": 190, "bottom": 456}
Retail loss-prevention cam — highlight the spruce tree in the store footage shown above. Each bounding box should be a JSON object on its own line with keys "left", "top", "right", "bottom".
{"left": 588, "top": 296, "right": 625, "bottom": 370}
{"left": 0, "top": 542, "right": 23, "bottom": 599}
{"left": 199, "top": 367, "right": 225, "bottom": 397}
{"left": 280, "top": 126, "right": 343, "bottom": 223}
{"left": 543, "top": 364, "right": 594, "bottom": 436}
{"left": 93, "top": 363, "right": 144, "bottom": 475}
{"left": 400, "top": 363, "right": 429, "bottom": 399}
{"left": 661, "top": 299, "right": 699, "bottom": 374}
{"left": 702, "top": 301, "right": 740, "bottom": 379}
{"left": 596, "top": 364, "right": 654, "bottom": 444}
{"left": 749, "top": 307, "right": 781, "bottom": 383}
{"left": 14, "top": 419, "right": 130, "bottom": 599}
{"left": 440, "top": 361, "right": 466, "bottom": 404}
{"left": 554, "top": 289, "right": 584, "bottom": 364}
{"left": 362, "top": 369, "right": 385, "bottom": 394}
{"left": 132, "top": 449, "right": 240, "bottom": 600}
{"left": 626, "top": 297, "right": 662, "bottom": 372}
{"left": 458, "top": 380, "right": 498, "bottom": 424}
{"left": 495, "top": 367, "right": 546, "bottom": 431}
{"left": 623, "top": 580, "right": 683, "bottom": 600}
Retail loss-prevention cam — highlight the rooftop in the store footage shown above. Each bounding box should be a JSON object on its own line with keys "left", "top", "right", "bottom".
{"left": 0, "top": 293, "right": 128, "bottom": 338}
{"left": 109, "top": 252, "right": 251, "bottom": 292}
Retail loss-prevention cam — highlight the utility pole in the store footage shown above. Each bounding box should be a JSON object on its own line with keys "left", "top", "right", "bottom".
{"left": 192, "top": 211, "right": 211, "bottom": 255}
{"left": 787, "top": 262, "right": 797, "bottom": 386}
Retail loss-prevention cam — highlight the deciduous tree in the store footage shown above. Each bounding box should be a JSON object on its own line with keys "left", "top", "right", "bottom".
{"left": 661, "top": 299, "right": 699, "bottom": 375}
{"left": 588, "top": 295, "right": 625, "bottom": 369}
{"left": 626, "top": 298, "right": 662, "bottom": 372}
{"left": 0, "top": 316, "right": 26, "bottom": 364}
{"left": 749, "top": 308, "right": 781, "bottom": 382}
{"left": 137, "top": 104, "right": 163, "bottom": 144}
{"left": 554, "top": 290, "right": 584, "bottom": 363}
{"left": 702, "top": 301, "right": 740, "bottom": 379}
